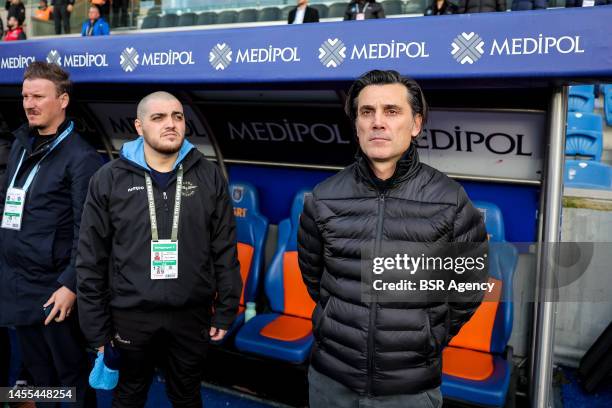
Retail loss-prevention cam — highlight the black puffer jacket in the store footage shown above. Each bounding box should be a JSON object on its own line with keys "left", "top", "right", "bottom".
{"left": 458, "top": 0, "right": 507, "bottom": 13}
{"left": 298, "top": 144, "right": 488, "bottom": 396}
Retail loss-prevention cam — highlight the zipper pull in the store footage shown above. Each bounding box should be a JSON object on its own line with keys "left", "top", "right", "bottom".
{"left": 163, "top": 191, "right": 167, "bottom": 200}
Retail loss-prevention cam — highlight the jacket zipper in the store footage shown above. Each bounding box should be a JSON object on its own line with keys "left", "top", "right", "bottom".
{"left": 367, "top": 192, "right": 385, "bottom": 396}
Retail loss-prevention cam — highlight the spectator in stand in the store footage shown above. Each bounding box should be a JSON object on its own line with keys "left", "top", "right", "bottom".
{"left": 425, "top": 0, "right": 459, "bottom": 14}
{"left": 112, "top": 0, "right": 129, "bottom": 28}
{"left": 3, "top": 16, "right": 26, "bottom": 41}
{"left": 288, "top": 0, "right": 320, "bottom": 24}
{"left": 91, "top": 0, "right": 110, "bottom": 21}
{"left": 511, "top": 0, "right": 548, "bottom": 10}
{"left": 34, "top": 0, "right": 53, "bottom": 21}
{"left": 565, "top": 0, "right": 612, "bottom": 6}
{"left": 344, "top": 0, "right": 385, "bottom": 20}
{"left": 5, "top": 0, "right": 25, "bottom": 26}
{"left": 457, "top": 0, "right": 506, "bottom": 12}
{"left": 81, "top": 5, "right": 109, "bottom": 37}
{"left": 51, "top": 0, "right": 74, "bottom": 34}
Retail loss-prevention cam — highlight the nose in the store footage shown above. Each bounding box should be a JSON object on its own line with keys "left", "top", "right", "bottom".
{"left": 163, "top": 116, "right": 176, "bottom": 130}
{"left": 23, "top": 97, "right": 34, "bottom": 110}
{"left": 372, "top": 109, "right": 385, "bottom": 130}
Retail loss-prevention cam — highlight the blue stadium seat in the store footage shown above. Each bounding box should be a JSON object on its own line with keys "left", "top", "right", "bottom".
{"left": 220, "top": 183, "right": 268, "bottom": 341}
{"left": 235, "top": 191, "right": 315, "bottom": 364}
{"left": 311, "top": 4, "right": 329, "bottom": 18}
{"left": 158, "top": 13, "right": 178, "bottom": 28}
{"left": 566, "top": 112, "right": 603, "bottom": 161}
{"left": 568, "top": 85, "right": 595, "bottom": 112}
{"left": 603, "top": 84, "right": 612, "bottom": 126}
{"left": 141, "top": 15, "right": 159, "bottom": 29}
{"left": 565, "top": 160, "right": 612, "bottom": 190}
{"left": 441, "top": 201, "right": 517, "bottom": 407}
{"left": 328, "top": 2, "right": 349, "bottom": 18}
{"left": 383, "top": 0, "right": 405, "bottom": 15}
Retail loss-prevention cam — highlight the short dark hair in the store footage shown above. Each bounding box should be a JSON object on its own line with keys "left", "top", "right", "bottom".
{"left": 345, "top": 70, "right": 428, "bottom": 125}
{"left": 23, "top": 61, "right": 72, "bottom": 97}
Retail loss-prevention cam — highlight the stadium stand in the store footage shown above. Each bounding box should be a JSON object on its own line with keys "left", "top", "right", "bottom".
{"left": 258, "top": 7, "right": 282, "bottom": 22}
{"left": 178, "top": 12, "right": 197, "bottom": 27}
{"left": 565, "top": 160, "right": 612, "bottom": 190}
{"left": 158, "top": 13, "right": 179, "bottom": 28}
{"left": 383, "top": 0, "right": 406, "bottom": 14}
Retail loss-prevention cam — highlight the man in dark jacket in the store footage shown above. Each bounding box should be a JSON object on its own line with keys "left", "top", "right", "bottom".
{"left": 51, "top": 0, "right": 74, "bottom": 34}
{"left": 0, "top": 61, "right": 101, "bottom": 406}
{"left": 425, "top": 0, "right": 459, "bottom": 15}
{"left": 344, "top": 0, "right": 386, "bottom": 20}
{"left": 458, "top": 0, "right": 506, "bottom": 13}
{"left": 5, "top": 0, "right": 25, "bottom": 25}
{"left": 77, "top": 91, "right": 242, "bottom": 407}
{"left": 298, "top": 70, "right": 488, "bottom": 407}
{"left": 288, "top": 0, "right": 320, "bottom": 24}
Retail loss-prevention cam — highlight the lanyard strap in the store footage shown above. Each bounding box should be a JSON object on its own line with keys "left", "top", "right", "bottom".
{"left": 144, "top": 164, "right": 183, "bottom": 242}
{"left": 9, "top": 121, "right": 74, "bottom": 192}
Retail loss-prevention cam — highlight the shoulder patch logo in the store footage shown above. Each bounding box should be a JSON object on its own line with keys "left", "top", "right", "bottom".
{"left": 182, "top": 181, "right": 198, "bottom": 197}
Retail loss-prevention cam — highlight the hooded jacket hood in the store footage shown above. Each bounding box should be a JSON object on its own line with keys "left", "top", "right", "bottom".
{"left": 119, "top": 136, "right": 195, "bottom": 172}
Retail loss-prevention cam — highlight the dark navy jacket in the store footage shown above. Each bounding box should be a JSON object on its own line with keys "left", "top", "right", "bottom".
{"left": 0, "top": 120, "right": 102, "bottom": 326}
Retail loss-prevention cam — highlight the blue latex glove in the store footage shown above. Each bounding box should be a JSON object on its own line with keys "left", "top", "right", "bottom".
{"left": 89, "top": 351, "right": 119, "bottom": 390}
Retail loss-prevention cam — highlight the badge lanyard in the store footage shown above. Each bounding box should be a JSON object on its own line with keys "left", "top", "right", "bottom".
{"left": 145, "top": 165, "right": 183, "bottom": 280}
{"left": 8, "top": 121, "right": 74, "bottom": 193}
{"left": 1, "top": 122, "right": 74, "bottom": 231}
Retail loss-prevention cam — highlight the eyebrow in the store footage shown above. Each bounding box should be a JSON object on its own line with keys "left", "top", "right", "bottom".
{"left": 359, "top": 104, "right": 402, "bottom": 110}
{"left": 149, "top": 111, "right": 184, "bottom": 117}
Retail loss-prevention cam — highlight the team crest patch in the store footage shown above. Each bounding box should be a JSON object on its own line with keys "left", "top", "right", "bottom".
{"left": 182, "top": 181, "right": 198, "bottom": 197}
{"left": 232, "top": 186, "right": 244, "bottom": 203}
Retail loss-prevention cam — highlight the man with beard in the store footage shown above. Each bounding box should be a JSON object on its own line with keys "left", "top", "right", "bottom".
{"left": 0, "top": 61, "right": 101, "bottom": 406}
{"left": 77, "top": 91, "right": 242, "bottom": 407}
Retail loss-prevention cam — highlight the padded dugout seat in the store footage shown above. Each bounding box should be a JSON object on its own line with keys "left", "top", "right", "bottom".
{"left": 221, "top": 183, "right": 268, "bottom": 340}
{"left": 235, "top": 190, "right": 315, "bottom": 363}
{"left": 566, "top": 112, "right": 604, "bottom": 161}
{"left": 568, "top": 85, "right": 595, "bottom": 112}
{"left": 441, "top": 201, "right": 518, "bottom": 407}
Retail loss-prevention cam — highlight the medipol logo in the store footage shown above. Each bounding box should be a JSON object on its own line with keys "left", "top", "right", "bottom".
{"left": 47, "top": 49, "right": 108, "bottom": 68}
{"left": 46, "top": 50, "right": 61, "bottom": 66}
{"left": 209, "top": 43, "right": 232, "bottom": 71}
{"left": 319, "top": 38, "right": 346, "bottom": 68}
{"left": 120, "top": 47, "right": 140, "bottom": 72}
{"left": 451, "top": 32, "right": 485, "bottom": 65}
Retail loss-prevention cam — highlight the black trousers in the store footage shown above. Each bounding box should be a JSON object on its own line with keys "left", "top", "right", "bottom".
{"left": 111, "top": 0, "right": 129, "bottom": 27}
{"left": 15, "top": 316, "right": 96, "bottom": 408}
{"left": 112, "top": 307, "right": 211, "bottom": 408}
{"left": 0, "top": 327, "right": 9, "bottom": 387}
{"left": 54, "top": 5, "right": 71, "bottom": 34}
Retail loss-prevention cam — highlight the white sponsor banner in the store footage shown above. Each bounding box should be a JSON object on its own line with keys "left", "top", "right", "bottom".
{"left": 86, "top": 103, "right": 213, "bottom": 157}
{"left": 418, "top": 110, "right": 545, "bottom": 181}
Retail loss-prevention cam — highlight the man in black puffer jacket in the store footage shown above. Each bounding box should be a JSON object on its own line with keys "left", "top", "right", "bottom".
{"left": 298, "top": 70, "right": 488, "bottom": 407}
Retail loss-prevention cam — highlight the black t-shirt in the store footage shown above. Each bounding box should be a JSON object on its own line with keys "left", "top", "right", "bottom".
{"left": 150, "top": 168, "right": 173, "bottom": 190}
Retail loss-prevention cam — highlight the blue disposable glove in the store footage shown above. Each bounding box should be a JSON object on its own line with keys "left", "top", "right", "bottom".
{"left": 89, "top": 351, "right": 119, "bottom": 390}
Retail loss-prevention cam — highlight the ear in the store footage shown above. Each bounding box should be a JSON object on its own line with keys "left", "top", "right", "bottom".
{"left": 134, "top": 118, "right": 143, "bottom": 136}
{"left": 411, "top": 114, "right": 423, "bottom": 139}
{"left": 60, "top": 93, "right": 69, "bottom": 111}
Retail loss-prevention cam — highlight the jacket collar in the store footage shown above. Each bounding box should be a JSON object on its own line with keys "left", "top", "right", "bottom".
{"left": 118, "top": 136, "right": 197, "bottom": 174}
{"left": 355, "top": 142, "right": 421, "bottom": 192}
{"left": 14, "top": 118, "right": 71, "bottom": 156}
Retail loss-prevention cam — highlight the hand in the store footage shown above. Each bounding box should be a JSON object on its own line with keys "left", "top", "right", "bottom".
{"left": 209, "top": 327, "right": 227, "bottom": 341}
{"left": 43, "top": 286, "right": 76, "bottom": 326}
{"left": 97, "top": 346, "right": 104, "bottom": 354}
{"left": 67, "top": 4, "right": 73, "bottom": 13}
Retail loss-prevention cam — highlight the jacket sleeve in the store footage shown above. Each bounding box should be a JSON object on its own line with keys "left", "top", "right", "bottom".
{"left": 100, "top": 21, "right": 110, "bottom": 36}
{"left": 287, "top": 9, "right": 294, "bottom": 24}
{"left": 344, "top": 3, "right": 353, "bottom": 20}
{"left": 297, "top": 193, "right": 324, "bottom": 302}
{"left": 57, "top": 148, "right": 103, "bottom": 292}
{"left": 446, "top": 186, "right": 489, "bottom": 344}
{"left": 80, "top": 22, "right": 87, "bottom": 36}
{"left": 209, "top": 166, "right": 242, "bottom": 330}
{"left": 497, "top": 0, "right": 507, "bottom": 10}
{"left": 76, "top": 166, "right": 113, "bottom": 348}
{"left": 375, "top": 4, "right": 386, "bottom": 18}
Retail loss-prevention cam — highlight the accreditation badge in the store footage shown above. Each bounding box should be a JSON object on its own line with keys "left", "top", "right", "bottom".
{"left": 356, "top": 12, "right": 365, "bottom": 20}
{"left": 1, "top": 187, "right": 26, "bottom": 230}
{"left": 151, "top": 240, "right": 179, "bottom": 280}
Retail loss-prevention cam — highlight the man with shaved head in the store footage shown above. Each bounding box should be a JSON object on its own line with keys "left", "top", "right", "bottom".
{"left": 77, "top": 91, "right": 242, "bottom": 407}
